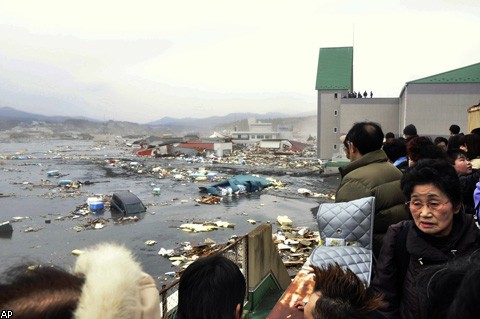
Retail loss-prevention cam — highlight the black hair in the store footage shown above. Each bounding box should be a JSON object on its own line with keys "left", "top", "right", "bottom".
{"left": 420, "top": 250, "right": 480, "bottom": 319}
{"left": 446, "top": 149, "right": 468, "bottom": 165}
{"left": 385, "top": 132, "right": 395, "bottom": 139}
{"left": 449, "top": 124, "right": 461, "bottom": 135}
{"left": 177, "top": 254, "right": 246, "bottom": 319}
{"left": 401, "top": 159, "right": 462, "bottom": 208}
{"left": 0, "top": 263, "right": 84, "bottom": 319}
{"left": 383, "top": 138, "right": 407, "bottom": 162}
{"left": 470, "top": 127, "right": 480, "bottom": 135}
{"left": 434, "top": 136, "right": 448, "bottom": 147}
{"left": 459, "top": 134, "right": 480, "bottom": 160}
{"left": 447, "top": 134, "right": 463, "bottom": 151}
{"left": 345, "top": 122, "right": 384, "bottom": 155}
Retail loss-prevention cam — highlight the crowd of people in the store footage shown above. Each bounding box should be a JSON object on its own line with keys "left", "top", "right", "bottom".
{"left": 2, "top": 122, "right": 480, "bottom": 319}
{"left": 302, "top": 121, "right": 480, "bottom": 319}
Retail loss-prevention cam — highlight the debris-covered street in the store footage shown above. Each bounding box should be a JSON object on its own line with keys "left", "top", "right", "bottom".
{"left": 0, "top": 139, "right": 340, "bottom": 286}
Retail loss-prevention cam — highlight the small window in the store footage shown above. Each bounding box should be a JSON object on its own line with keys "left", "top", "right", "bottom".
{"left": 334, "top": 110, "right": 338, "bottom": 116}
{"left": 334, "top": 93, "right": 338, "bottom": 98}
{"left": 333, "top": 127, "right": 337, "bottom": 133}
{"left": 333, "top": 144, "right": 337, "bottom": 150}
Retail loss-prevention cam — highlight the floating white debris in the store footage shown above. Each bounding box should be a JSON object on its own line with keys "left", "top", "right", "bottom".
{"left": 158, "top": 248, "right": 174, "bottom": 257}
{"left": 169, "top": 256, "right": 186, "bottom": 261}
{"left": 171, "top": 260, "right": 182, "bottom": 266}
{"left": 180, "top": 223, "right": 217, "bottom": 232}
{"left": 71, "top": 249, "right": 83, "bottom": 256}
{"left": 277, "top": 215, "right": 293, "bottom": 226}
{"left": 94, "top": 223, "right": 104, "bottom": 229}
{"left": 145, "top": 240, "right": 157, "bottom": 246}
{"left": 247, "top": 219, "right": 257, "bottom": 224}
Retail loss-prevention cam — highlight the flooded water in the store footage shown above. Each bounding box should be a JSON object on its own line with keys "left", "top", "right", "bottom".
{"left": 0, "top": 139, "right": 340, "bottom": 285}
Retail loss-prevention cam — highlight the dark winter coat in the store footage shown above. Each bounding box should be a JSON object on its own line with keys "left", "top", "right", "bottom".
{"left": 336, "top": 149, "right": 408, "bottom": 256}
{"left": 372, "top": 214, "right": 480, "bottom": 319}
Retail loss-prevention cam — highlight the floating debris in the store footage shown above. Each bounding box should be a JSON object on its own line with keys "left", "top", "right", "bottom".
{"left": 71, "top": 249, "right": 83, "bottom": 256}
{"left": 277, "top": 215, "right": 293, "bottom": 227}
{"left": 145, "top": 240, "right": 157, "bottom": 246}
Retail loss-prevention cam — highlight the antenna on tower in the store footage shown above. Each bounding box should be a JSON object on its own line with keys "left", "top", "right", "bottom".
{"left": 352, "top": 23, "right": 355, "bottom": 48}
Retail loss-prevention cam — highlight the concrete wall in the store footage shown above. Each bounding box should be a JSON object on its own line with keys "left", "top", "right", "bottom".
{"left": 317, "top": 90, "right": 345, "bottom": 159}
{"left": 339, "top": 98, "right": 400, "bottom": 135}
{"left": 401, "top": 83, "right": 480, "bottom": 136}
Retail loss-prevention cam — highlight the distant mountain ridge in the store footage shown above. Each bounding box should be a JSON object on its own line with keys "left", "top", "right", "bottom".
{"left": 0, "top": 106, "right": 316, "bottom": 138}
{"left": 147, "top": 112, "right": 296, "bottom": 126}
{"left": 0, "top": 106, "right": 96, "bottom": 123}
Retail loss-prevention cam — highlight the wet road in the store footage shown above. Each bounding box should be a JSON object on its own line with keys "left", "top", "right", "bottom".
{"left": 0, "top": 139, "right": 340, "bottom": 285}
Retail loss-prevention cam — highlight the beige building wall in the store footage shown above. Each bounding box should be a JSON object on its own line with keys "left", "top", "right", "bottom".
{"left": 400, "top": 83, "right": 480, "bottom": 136}
{"left": 339, "top": 98, "right": 400, "bottom": 137}
{"left": 317, "top": 90, "right": 346, "bottom": 159}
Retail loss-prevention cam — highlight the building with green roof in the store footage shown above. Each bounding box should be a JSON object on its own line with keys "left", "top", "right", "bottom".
{"left": 316, "top": 48, "right": 480, "bottom": 160}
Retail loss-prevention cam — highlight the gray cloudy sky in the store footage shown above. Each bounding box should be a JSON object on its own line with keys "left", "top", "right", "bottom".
{"left": 0, "top": 0, "right": 478, "bottom": 123}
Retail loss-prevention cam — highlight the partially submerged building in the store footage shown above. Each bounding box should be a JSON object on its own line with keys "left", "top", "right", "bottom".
{"left": 315, "top": 46, "right": 480, "bottom": 160}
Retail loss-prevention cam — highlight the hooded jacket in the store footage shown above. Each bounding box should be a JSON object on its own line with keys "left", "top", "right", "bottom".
{"left": 73, "top": 243, "right": 161, "bottom": 319}
{"left": 372, "top": 214, "right": 480, "bottom": 319}
{"left": 336, "top": 149, "right": 408, "bottom": 256}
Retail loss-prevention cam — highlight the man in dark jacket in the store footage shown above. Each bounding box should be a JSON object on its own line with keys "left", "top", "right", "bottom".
{"left": 337, "top": 122, "right": 408, "bottom": 257}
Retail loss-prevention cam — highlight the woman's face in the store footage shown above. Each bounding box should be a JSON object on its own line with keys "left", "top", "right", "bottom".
{"left": 409, "top": 184, "right": 460, "bottom": 237}
{"left": 454, "top": 154, "right": 472, "bottom": 175}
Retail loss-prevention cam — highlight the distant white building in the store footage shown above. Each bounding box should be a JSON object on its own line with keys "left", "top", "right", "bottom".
{"left": 316, "top": 46, "right": 480, "bottom": 160}
{"left": 231, "top": 119, "right": 293, "bottom": 145}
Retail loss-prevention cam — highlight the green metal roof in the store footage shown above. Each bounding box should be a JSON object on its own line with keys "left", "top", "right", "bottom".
{"left": 315, "top": 47, "right": 353, "bottom": 90}
{"left": 408, "top": 62, "right": 480, "bottom": 84}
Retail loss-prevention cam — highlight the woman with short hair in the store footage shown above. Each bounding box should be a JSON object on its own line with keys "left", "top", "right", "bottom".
{"left": 372, "top": 159, "right": 480, "bottom": 319}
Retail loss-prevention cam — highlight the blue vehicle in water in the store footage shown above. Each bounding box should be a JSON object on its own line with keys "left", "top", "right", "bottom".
{"left": 110, "top": 191, "right": 146, "bottom": 215}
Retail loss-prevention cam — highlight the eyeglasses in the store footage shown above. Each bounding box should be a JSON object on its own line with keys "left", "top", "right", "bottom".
{"left": 406, "top": 200, "right": 450, "bottom": 212}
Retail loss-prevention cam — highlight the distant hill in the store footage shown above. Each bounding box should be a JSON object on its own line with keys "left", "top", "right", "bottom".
{"left": 0, "top": 106, "right": 96, "bottom": 123}
{"left": 0, "top": 107, "right": 317, "bottom": 139}
{"left": 148, "top": 112, "right": 293, "bottom": 126}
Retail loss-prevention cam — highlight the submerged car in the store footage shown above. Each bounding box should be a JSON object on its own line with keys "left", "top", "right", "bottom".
{"left": 110, "top": 191, "right": 146, "bottom": 215}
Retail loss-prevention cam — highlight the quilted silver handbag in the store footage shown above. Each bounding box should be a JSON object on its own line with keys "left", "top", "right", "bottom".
{"left": 310, "top": 196, "right": 375, "bottom": 285}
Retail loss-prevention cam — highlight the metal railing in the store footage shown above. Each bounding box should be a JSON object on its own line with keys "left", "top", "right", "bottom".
{"left": 158, "top": 235, "right": 249, "bottom": 319}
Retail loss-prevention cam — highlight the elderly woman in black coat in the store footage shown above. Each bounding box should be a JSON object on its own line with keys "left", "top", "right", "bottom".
{"left": 372, "top": 159, "right": 480, "bottom": 319}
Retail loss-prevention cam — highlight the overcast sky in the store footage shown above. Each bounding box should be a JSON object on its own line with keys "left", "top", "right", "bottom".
{"left": 0, "top": 0, "right": 478, "bottom": 123}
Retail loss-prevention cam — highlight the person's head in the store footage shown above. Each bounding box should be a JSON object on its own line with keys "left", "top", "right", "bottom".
{"left": 0, "top": 264, "right": 84, "bottom": 319}
{"left": 178, "top": 254, "right": 246, "bottom": 319}
{"left": 434, "top": 136, "right": 448, "bottom": 153}
{"left": 0, "top": 243, "right": 160, "bottom": 319}
{"left": 406, "top": 136, "right": 446, "bottom": 166}
{"left": 304, "top": 264, "right": 382, "bottom": 319}
{"left": 449, "top": 124, "right": 461, "bottom": 135}
{"left": 459, "top": 133, "right": 480, "bottom": 160}
{"left": 422, "top": 250, "right": 480, "bottom": 319}
{"left": 385, "top": 132, "right": 395, "bottom": 143}
{"left": 447, "top": 134, "right": 463, "bottom": 151}
{"left": 403, "top": 124, "right": 417, "bottom": 140}
{"left": 447, "top": 149, "right": 472, "bottom": 176}
{"left": 344, "top": 122, "right": 384, "bottom": 161}
{"left": 382, "top": 138, "right": 407, "bottom": 163}
{"left": 401, "top": 159, "right": 462, "bottom": 237}
{"left": 470, "top": 127, "right": 480, "bottom": 136}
